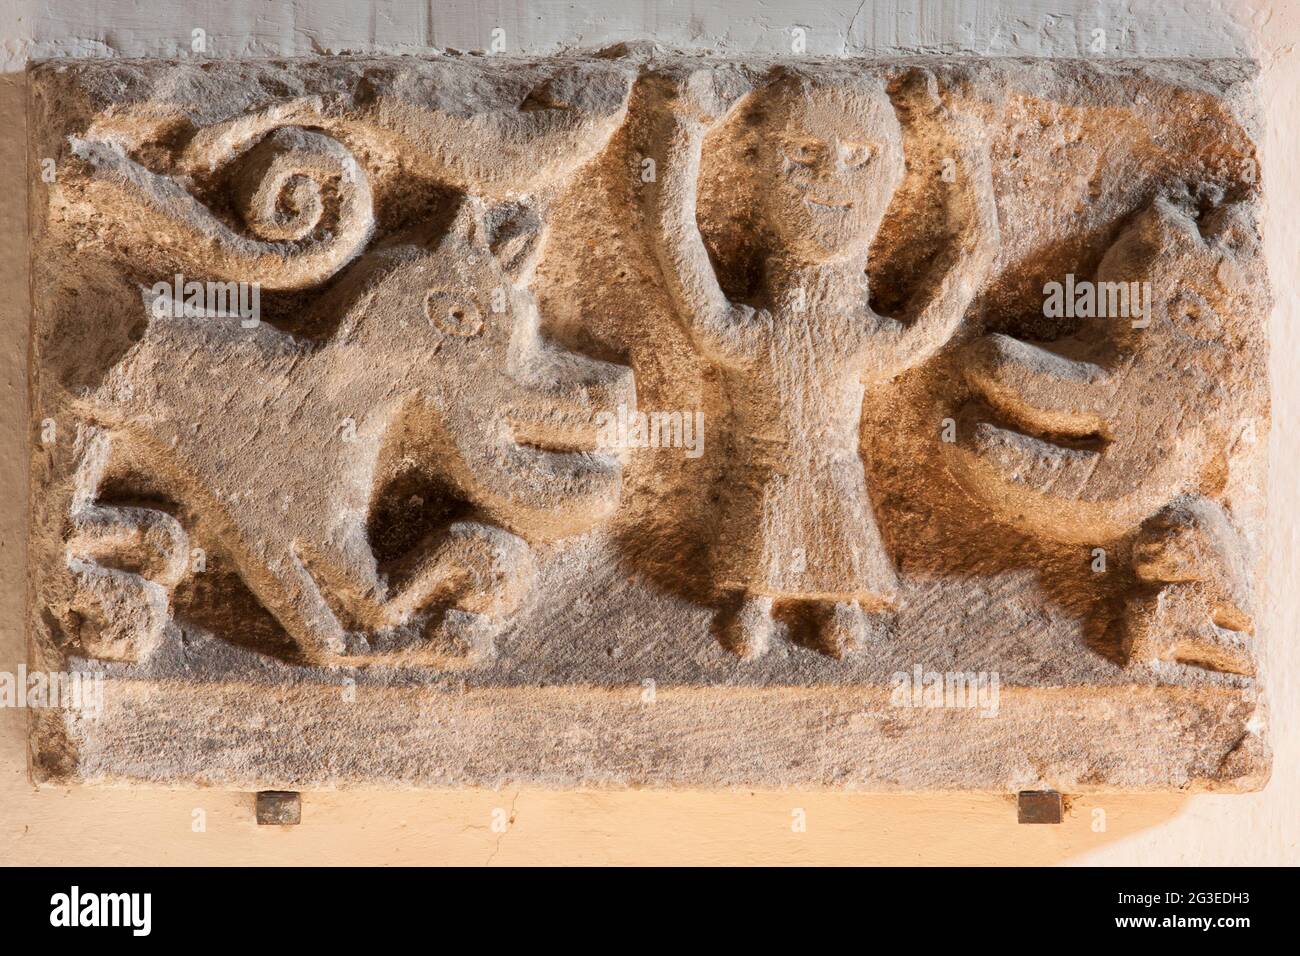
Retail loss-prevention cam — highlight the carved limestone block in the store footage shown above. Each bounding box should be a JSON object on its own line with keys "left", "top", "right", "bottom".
{"left": 27, "top": 55, "right": 1270, "bottom": 792}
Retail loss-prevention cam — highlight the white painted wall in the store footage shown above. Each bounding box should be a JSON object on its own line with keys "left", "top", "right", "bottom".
{"left": 0, "top": 0, "right": 1266, "bottom": 64}
{"left": 1, "top": 0, "right": 1295, "bottom": 865}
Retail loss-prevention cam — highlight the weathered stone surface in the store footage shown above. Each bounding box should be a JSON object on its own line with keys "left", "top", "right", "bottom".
{"left": 26, "top": 54, "right": 1270, "bottom": 791}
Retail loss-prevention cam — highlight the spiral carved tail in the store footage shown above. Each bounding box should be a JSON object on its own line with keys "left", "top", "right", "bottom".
{"left": 68, "top": 125, "right": 374, "bottom": 290}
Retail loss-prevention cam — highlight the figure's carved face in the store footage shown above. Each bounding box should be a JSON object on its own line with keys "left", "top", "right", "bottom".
{"left": 752, "top": 82, "right": 904, "bottom": 263}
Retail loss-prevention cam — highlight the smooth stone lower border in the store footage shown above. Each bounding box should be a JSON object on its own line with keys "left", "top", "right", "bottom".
{"left": 33, "top": 679, "right": 1268, "bottom": 792}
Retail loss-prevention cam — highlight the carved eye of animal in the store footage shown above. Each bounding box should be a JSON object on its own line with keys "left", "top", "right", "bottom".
{"left": 780, "top": 137, "right": 824, "bottom": 168}
{"left": 424, "top": 290, "right": 484, "bottom": 337}
{"left": 837, "top": 140, "right": 876, "bottom": 170}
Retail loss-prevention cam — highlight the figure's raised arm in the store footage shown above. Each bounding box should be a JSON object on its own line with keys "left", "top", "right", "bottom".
{"left": 865, "top": 77, "right": 1000, "bottom": 379}
{"left": 638, "top": 72, "right": 767, "bottom": 364}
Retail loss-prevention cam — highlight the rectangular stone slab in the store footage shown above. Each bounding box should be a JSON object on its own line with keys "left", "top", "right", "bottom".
{"left": 49, "top": 677, "right": 1264, "bottom": 791}
{"left": 26, "top": 54, "right": 1271, "bottom": 791}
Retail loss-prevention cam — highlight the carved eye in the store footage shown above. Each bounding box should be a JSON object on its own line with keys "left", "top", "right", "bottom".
{"left": 780, "top": 137, "right": 823, "bottom": 168}
{"left": 838, "top": 141, "right": 876, "bottom": 169}
{"left": 424, "top": 290, "right": 484, "bottom": 337}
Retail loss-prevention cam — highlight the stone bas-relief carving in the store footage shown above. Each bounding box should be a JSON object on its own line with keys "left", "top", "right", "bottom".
{"left": 640, "top": 69, "right": 997, "bottom": 659}
{"left": 27, "top": 55, "right": 1270, "bottom": 792}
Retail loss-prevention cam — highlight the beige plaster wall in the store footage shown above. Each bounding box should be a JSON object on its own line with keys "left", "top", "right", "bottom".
{"left": 1, "top": 0, "right": 1294, "bottom": 865}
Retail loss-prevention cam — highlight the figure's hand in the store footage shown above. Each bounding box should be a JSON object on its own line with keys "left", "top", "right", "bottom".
{"left": 865, "top": 73, "right": 999, "bottom": 379}
{"left": 649, "top": 66, "right": 753, "bottom": 126}
{"left": 636, "top": 69, "right": 768, "bottom": 367}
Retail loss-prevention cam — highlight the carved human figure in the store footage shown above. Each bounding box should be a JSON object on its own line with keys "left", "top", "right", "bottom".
{"left": 643, "top": 70, "right": 998, "bottom": 657}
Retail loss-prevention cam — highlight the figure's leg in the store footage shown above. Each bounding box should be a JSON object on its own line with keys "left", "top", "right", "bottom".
{"left": 806, "top": 600, "right": 895, "bottom": 658}
{"left": 718, "top": 592, "right": 774, "bottom": 659}
{"left": 811, "top": 601, "right": 869, "bottom": 659}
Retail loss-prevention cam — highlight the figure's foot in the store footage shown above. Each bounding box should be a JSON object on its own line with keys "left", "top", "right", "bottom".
{"left": 812, "top": 601, "right": 869, "bottom": 659}
{"left": 719, "top": 594, "right": 774, "bottom": 659}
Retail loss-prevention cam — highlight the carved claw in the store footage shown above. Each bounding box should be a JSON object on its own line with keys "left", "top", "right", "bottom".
{"left": 310, "top": 521, "right": 536, "bottom": 665}
{"left": 1124, "top": 497, "right": 1255, "bottom": 677}
{"left": 423, "top": 608, "right": 505, "bottom": 663}
{"left": 400, "top": 522, "right": 533, "bottom": 665}
{"left": 65, "top": 505, "right": 190, "bottom": 662}
{"left": 1125, "top": 588, "right": 1255, "bottom": 677}
{"left": 389, "top": 521, "right": 537, "bottom": 624}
